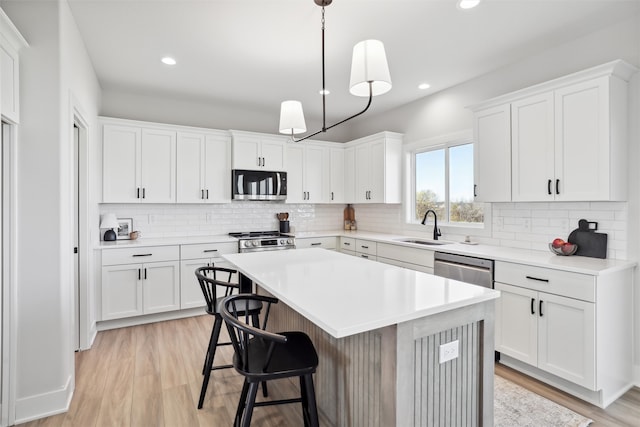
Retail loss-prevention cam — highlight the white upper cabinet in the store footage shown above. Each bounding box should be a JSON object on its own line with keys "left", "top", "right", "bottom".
{"left": 472, "top": 104, "right": 512, "bottom": 202}
{"left": 231, "top": 131, "right": 286, "bottom": 171}
{"left": 103, "top": 123, "right": 176, "bottom": 203}
{"left": 471, "top": 60, "right": 636, "bottom": 202}
{"left": 349, "top": 132, "right": 402, "bottom": 204}
{"left": 177, "top": 131, "right": 231, "bottom": 203}
{"left": 286, "top": 142, "right": 329, "bottom": 204}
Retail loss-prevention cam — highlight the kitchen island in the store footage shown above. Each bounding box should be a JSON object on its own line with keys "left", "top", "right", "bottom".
{"left": 223, "top": 248, "right": 500, "bottom": 426}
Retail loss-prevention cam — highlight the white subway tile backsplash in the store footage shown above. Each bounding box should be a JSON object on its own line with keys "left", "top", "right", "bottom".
{"left": 100, "top": 200, "right": 629, "bottom": 260}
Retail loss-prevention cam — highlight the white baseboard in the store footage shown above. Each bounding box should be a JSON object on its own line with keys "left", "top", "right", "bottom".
{"left": 96, "top": 307, "right": 206, "bottom": 332}
{"left": 13, "top": 375, "right": 72, "bottom": 424}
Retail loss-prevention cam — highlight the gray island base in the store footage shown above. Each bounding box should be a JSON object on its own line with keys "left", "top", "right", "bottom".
{"left": 224, "top": 249, "right": 499, "bottom": 426}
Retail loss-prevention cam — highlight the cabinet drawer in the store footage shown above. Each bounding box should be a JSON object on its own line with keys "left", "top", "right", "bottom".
{"left": 181, "top": 242, "right": 237, "bottom": 260}
{"left": 102, "top": 245, "right": 180, "bottom": 266}
{"left": 355, "top": 239, "right": 377, "bottom": 255}
{"left": 340, "top": 237, "right": 356, "bottom": 252}
{"left": 296, "top": 237, "right": 337, "bottom": 250}
{"left": 494, "top": 261, "right": 595, "bottom": 302}
{"left": 377, "top": 243, "right": 434, "bottom": 268}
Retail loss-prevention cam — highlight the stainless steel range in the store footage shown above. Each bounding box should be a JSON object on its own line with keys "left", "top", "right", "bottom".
{"left": 229, "top": 231, "right": 295, "bottom": 253}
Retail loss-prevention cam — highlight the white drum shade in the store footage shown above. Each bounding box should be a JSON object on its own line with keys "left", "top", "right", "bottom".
{"left": 279, "top": 100, "right": 307, "bottom": 135}
{"left": 349, "top": 39, "right": 392, "bottom": 97}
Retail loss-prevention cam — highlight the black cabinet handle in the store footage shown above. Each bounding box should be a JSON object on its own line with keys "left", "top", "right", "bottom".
{"left": 331, "top": 192, "right": 334, "bottom": 201}
{"left": 539, "top": 300, "right": 544, "bottom": 317}
{"left": 206, "top": 189, "right": 209, "bottom": 199}
{"left": 201, "top": 189, "right": 204, "bottom": 199}
{"left": 203, "top": 249, "right": 218, "bottom": 253}
{"left": 142, "top": 188, "right": 146, "bottom": 199}
{"left": 555, "top": 179, "right": 560, "bottom": 195}
{"left": 361, "top": 254, "right": 369, "bottom": 259}
{"left": 137, "top": 187, "right": 140, "bottom": 199}
{"left": 144, "top": 268, "right": 147, "bottom": 280}
{"left": 361, "top": 245, "right": 369, "bottom": 249}
{"left": 133, "top": 253, "right": 152, "bottom": 257}
{"left": 525, "top": 275, "right": 549, "bottom": 283}
{"left": 474, "top": 184, "right": 477, "bottom": 198}
{"left": 531, "top": 298, "right": 535, "bottom": 315}
{"left": 138, "top": 268, "right": 141, "bottom": 280}
{"left": 547, "top": 179, "right": 552, "bottom": 195}
{"left": 343, "top": 242, "right": 351, "bottom": 246}
{"left": 311, "top": 242, "right": 322, "bottom": 246}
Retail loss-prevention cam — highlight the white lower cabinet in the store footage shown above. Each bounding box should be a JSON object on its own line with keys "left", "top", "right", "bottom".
{"left": 376, "top": 243, "right": 434, "bottom": 274}
{"left": 295, "top": 236, "right": 337, "bottom": 250}
{"left": 495, "top": 282, "right": 595, "bottom": 388}
{"left": 101, "top": 246, "right": 180, "bottom": 320}
{"left": 179, "top": 242, "right": 238, "bottom": 309}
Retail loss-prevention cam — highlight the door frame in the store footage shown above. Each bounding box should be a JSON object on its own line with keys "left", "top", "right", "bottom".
{"left": 71, "top": 102, "right": 91, "bottom": 351}
{"left": 1, "top": 120, "right": 18, "bottom": 427}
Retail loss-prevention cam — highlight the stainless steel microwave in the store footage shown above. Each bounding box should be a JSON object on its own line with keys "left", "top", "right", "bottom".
{"left": 232, "top": 169, "right": 287, "bottom": 201}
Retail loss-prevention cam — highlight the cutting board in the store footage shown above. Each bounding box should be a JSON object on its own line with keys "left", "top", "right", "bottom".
{"left": 567, "top": 219, "right": 608, "bottom": 259}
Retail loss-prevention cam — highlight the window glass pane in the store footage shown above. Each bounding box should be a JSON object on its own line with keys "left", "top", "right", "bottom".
{"left": 449, "top": 144, "right": 484, "bottom": 223}
{"left": 415, "top": 149, "right": 445, "bottom": 222}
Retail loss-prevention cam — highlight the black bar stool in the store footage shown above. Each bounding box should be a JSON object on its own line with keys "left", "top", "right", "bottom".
{"left": 221, "top": 293, "right": 320, "bottom": 427}
{"left": 195, "top": 266, "right": 263, "bottom": 409}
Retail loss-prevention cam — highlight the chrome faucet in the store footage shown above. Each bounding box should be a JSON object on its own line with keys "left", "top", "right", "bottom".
{"left": 421, "top": 209, "right": 442, "bottom": 240}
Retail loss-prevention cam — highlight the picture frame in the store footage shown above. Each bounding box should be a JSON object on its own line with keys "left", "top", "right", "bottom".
{"left": 116, "top": 218, "right": 133, "bottom": 240}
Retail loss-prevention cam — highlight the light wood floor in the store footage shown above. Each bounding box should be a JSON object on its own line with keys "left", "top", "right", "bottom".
{"left": 16, "top": 315, "right": 640, "bottom": 427}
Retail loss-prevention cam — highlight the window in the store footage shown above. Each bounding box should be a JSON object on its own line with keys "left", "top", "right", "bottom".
{"left": 412, "top": 141, "right": 484, "bottom": 225}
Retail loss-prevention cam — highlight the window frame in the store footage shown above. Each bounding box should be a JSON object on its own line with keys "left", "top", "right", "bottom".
{"left": 403, "top": 130, "right": 492, "bottom": 237}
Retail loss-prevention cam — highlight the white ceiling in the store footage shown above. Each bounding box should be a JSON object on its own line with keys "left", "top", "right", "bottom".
{"left": 67, "top": 0, "right": 640, "bottom": 127}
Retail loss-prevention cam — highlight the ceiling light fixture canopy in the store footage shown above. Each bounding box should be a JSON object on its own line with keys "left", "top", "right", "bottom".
{"left": 279, "top": 0, "right": 392, "bottom": 142}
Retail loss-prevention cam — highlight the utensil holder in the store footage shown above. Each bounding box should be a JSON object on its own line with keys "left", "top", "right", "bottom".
{"left": 279, "top": 220, "right": 290, "bottom": 233}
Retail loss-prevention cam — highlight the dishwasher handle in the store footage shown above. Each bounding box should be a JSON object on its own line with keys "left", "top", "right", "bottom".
{"left": 434, "top": 259, "right": 491, "bottom": 275}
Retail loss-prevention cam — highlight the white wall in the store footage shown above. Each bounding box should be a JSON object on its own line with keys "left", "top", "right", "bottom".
{"left": 1, "top": 0, "right": 100, "bottom": 422}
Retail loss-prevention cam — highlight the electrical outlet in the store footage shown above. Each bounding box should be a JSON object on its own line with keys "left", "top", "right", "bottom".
{"left": 439, "top": 340, "right": 459, "bottom": 364}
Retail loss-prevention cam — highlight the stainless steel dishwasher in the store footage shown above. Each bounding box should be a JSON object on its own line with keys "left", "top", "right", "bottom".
{"left": 433, "top": 252, "right": 494, "bottom": 288}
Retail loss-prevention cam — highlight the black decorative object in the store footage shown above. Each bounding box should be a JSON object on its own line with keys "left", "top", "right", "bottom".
{"left": 103, "top": 229, "right": 116, "bottom": 241}
{"left": 568, "top": 219, "right": 608, "bottom": 259}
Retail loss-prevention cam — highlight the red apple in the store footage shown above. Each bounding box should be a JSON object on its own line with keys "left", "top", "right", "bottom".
{"left": 552, "top": 238, "right": 565, "bottom": 248}
{"left": 561, "top": 242, "right": 575, "bottom": 254}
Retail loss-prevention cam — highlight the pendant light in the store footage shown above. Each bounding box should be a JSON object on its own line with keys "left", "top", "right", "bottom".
{"left": 279, "top": 0, "right": 392, "bottom": 142}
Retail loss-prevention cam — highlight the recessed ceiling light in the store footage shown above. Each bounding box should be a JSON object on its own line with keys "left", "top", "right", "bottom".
{"left": 457, "top": 0, "right": 481, "bottom": 10}
{"left": 161, "top": 57, "right": 176, "bottom": 65}
{"left": 418, "top": 83, "right": 431, "bottom": 90}
{"left": 319, "top": 89, "right": 330, "bottom": 95}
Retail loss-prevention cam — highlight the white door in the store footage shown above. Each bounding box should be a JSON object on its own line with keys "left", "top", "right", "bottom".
{"left": 494, "top": 282, "right": 538, "bottom": 366}
{"left": 473, "top": 104, "right": 511, "bottom": 202}
{"left": 355, "top": 143, "right": 371, "bottom": 203}
{"left": 102, "top": 125, "right": 140, "bottom": 202}
{"left": 102, "top": 264, "right": 143, "bottom": 320}
{"left": 260, "top": 139, "right": 285, "bottom": 170}
{"left": 286, "top": 144, "right": 305, "bottom": 203}
{"left": 180, "top": 258, "right": 209, "bottom": 309}
{"left": 140, "top": 128, "right": 176, "bottom": 203}
{"left": 176, "top": 132, "right": 205, "bottom": 203}
{"left": 329, "top": 148, "right": 345, "bottom": 203}
{"left": 368, "top": 140, "right": 385, "bottom": 203}
{"left": 204, "top": 134, "right": 231, "bottom": 202}
{"left": 511, "top": 92, "right": 555, "bottom": 201}
{"left": 142, "top": 261, "right": 180, "bottom": 314}
{"left": 304, "top": 145, "right": 325, "bottom": 203}
{"left": 232, "top": 136, "right": 261, "bottom": 170}
{"left": 537, "top": 292, "right": 596, "bottom": 389}
{"left": 554, "top": 77, "right": 609, "bottom": 201}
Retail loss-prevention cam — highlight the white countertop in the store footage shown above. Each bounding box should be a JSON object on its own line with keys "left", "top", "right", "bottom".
{"left": 223, "top": 248, "right": 500, "bottom": 339}
{"left": 296, "top": 230, "right": 636, "bottom": 275}
{"left": 96, "top": 230, "right": 636, "bottom": 275}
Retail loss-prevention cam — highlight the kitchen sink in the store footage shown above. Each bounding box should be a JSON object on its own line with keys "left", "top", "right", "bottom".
{"left": 395, "top": 238, "right": 450, "bottom": 246}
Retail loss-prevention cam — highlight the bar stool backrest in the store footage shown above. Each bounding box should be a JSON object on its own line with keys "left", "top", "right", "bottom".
{"left": 195, "top": 266, "right": 239, "bottom": 315}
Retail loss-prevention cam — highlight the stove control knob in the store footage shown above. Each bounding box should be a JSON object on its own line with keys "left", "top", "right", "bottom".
{"left": 244, "top": 241, "right": 251, "bottom": 248}
{"left": 287, "top": 238, "right": 294, "bottom": 245}
{"left": 252, "top": 240, "right": 259, "bottom": 247}
{"left": 280, "top": 239, "right": 285, "bottom": 244}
